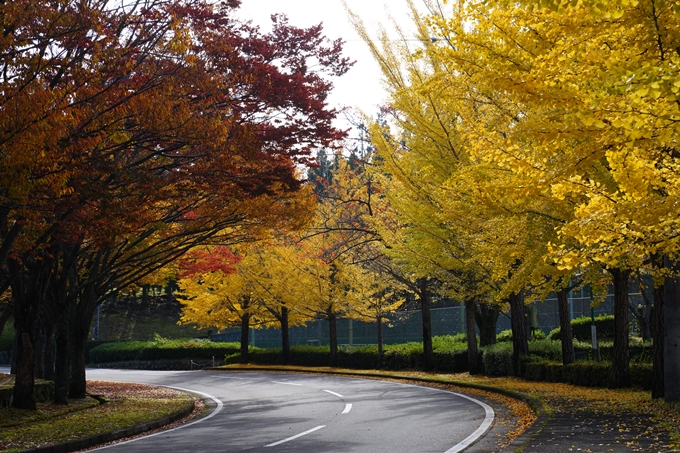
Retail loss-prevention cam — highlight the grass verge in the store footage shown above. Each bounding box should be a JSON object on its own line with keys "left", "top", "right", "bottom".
{"left": 0, "top": 379, "right": 195, "bottom": 452}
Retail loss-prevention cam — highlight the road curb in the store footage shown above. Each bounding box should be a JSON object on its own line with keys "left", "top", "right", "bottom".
{"left": 214, "top": 365, "right": 552, "bottom": 452}
{"left": 16, "top": 393, "right": 197, "bottom": 453}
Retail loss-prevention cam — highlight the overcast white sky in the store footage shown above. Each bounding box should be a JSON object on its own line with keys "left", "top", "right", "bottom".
{"left": 234, "top": 1, "right": 420, "bottom": 125}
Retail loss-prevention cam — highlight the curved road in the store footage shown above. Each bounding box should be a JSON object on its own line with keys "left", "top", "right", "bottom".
{"left": 21, "top": 368, "right": 495, "bottom": 452}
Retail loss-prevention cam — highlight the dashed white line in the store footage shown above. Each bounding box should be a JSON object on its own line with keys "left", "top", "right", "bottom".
{"left": 342, "top": 403, "right": 352, "bottom": 414}
{"left": 272, "top": 381, "right": 303, "bottom": 386}
{"left": 323, "top": 389, "right": 343, "bottom": 398}
{"left": 264, "top": 425, "right": 326, "bottom": 447}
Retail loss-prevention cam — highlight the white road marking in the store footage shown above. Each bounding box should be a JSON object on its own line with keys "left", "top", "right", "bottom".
{"left": 443, "top": 392, "right": 494, "bottom": 453}
{"left": 342, "top": 403, "right": 352, "bottom": 414}
{"left": 272, "top": 381, "right": 303, "bottom": 386}
{"left": 264, "top": 425, "right": 326, "bottom": 447}
{"left": 323, "top": 389, "right": 343, "bottom": 398}
{"left": 90, "top": 386, "right": 223, "bottom": 450}
{"left": 384, "top": 380, "right": 495, "bottom": 453}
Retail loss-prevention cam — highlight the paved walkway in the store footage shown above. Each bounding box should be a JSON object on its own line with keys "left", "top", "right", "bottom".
{"left": 464, "top": 394, "right": 674, "bottom": 453}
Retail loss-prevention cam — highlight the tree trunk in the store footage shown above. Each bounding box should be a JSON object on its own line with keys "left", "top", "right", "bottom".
{"left": 377, "top": 315, "right": 384, "bottom": 366}
{"left": 54, "top": 322, "right": 70, "bottom": 405}
{"left": 663, "top": 256, "right": 680, "bottom": 402}
{"left": 608, "top": 268, "right": 631, "bottom": 388}
{"left": 69, "top": 282, "right": 99, "bottom": 399}
{"left": 14, "top": 333, "right": 36, "bottom": 410}
{"left": 33, "top": 319, "right": 46, "bottom": 380}
{"left": 11, "top": 257, "right": 52, "bottom": 410}
{"left": 42, "top": 322, "right": 55, "bottom": 382}
{"left": 466, "top": 300, "right": 482, "bottom": 375}
{"left": 652, "top": 273, "right": 664, "bottom": 399}
{"left": 0, "top": 307, "right": 12, "bottom": 339}
{"left": 69, "top": 328, "right": 88, "bottom": 399}
{"left": 556, "top": 287, "right": 575, "bottom": 365}
{"left": 328, "top": 310, "right": 338, "bottom": 367}
{"left": 475, "top": 303, "right": 499, "bottom": 346}
{"left": 240, "top": 313, "right": 250, "bottom": 364}
{"left": 281, "top": 306, "right": 289, "bottom": 365}
{"left": 509, "top": 291, "right": 529, "bottom": 377}
{"left": 419, "top": 279, "right": 433, "bottom": 371}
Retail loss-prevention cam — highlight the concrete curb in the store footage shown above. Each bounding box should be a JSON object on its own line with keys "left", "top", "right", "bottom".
{"left": 17, "top": 393, "right": 197, "bottom": 453}
{"left": 214, "top": 365, "right": 552, "bottom": 452}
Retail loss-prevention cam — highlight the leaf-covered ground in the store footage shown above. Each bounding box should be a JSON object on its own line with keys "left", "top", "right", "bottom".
{"left": 441, "top": 373, "right": 678, "bottom": 452}
{"left": 0, "top": 377, "right": 195, "bottom": 453}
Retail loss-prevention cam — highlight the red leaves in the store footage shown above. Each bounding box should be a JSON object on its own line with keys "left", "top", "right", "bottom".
{"left": 178, "top": 246, "right": 242, "bottom": 279}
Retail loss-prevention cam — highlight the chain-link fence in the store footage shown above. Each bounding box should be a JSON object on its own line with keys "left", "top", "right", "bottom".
{"left": 212, "top": 284, "right": 651, "bottom": 348}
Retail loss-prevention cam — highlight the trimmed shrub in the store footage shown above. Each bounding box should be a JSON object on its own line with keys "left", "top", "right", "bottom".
{"left": 531, "top": 330, "right": 547, "bottom": 340}
{"left": 631, "top": 363, "right": 653, "bottom": 389}
{"left": 549, "top": 315, "right": 616, "bottom": 342}
{"left": 89, "top": 338, "right": 241, "bottom": 363}
{"left": 432, "top": 334, "right": 467, "bottom": 348}
{"left": 496, "top": 330, "right": 513, "bottom": 343}
{"left": 518, "top": 359, "right": 652, "bottom": 389}
{"left": 528, "top": 339, "right": 563, "bottom": 361}
{"left": 226, "top": 341, "right": 469, "bottom": 372}
{"left": 547, "top": 327, "right": 561, "bottom": 341}
{"left": 482, "top": 342, "right": 514, "bottom": 376}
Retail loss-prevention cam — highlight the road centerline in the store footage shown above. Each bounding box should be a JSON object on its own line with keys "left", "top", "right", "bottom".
{"left": 264, "top": 425, "right": 326, "bottom": 447}
{"left": 323, "top": 389, "right": 343, "bottom": 398}
{"left": 342, "top": 403, "right": 352, "bottom": 414}
{"left": 272, "top": 381, "right": 303, "bottom": 386}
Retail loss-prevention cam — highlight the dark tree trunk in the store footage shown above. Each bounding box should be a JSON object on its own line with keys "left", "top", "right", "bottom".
{"left": 631, "top": 305, "right": 652, "bottom": 342}
{"left": 663, "top": 256, "right": 680, "bottom": 402}
{"left": 69, "top": 282, "right": 99, "bottom": 399}
{"left": 240, "top": 313, "right": 250, "bottom": 364}
{"left": 69, "top": 328, "right": 88, "bottom": 399}
{"left": 556, "top": 287, "right": 575, "bottom": 365}
{"left": 281, "top": 306, "right": 289, "bottom": 365}
{"left": 652, "top": 275, "right": 664, "bottom": 399}
{"left": 54, "top": 322, "right": 70, "bottom": 405}
{"left": 328, "top": 310, "right": 338, "bottom": 367}
{"left": 0, "top": 307, "right": 12, "bottom": 339}
{"left": 475, "top": 303, "right": 499, "bottom": 346}
{"left": 377, "top": 315, "right": 384, "bottom": 366}
{"left": 630, "top": 278, "right": 652, "bottom": 341}
{"left": 33, "top": 319, "right": 46, "bottom": 380}
{"left": 509, "top": 291, "right": 529, "bottom": 377}
{"left": 14, "top": 332, "right": 36, "bottom": 410}
{"left": 608, "top": 268, "right": 631, "bottom": 388}
{"left": 42, "top": 321, "right": 55, "bottom": 382}
{"left": 419, "top": 279, "right": 433, "bottom": 371}
{"left": 466, "top": 300, "right": 482, "bottom": 375}
{"left": 11, "top": 257, "right": 52, "bottom": 410}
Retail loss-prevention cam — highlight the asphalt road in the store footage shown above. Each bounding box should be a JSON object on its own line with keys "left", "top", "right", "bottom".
{"left": 12, "top": 368, "right": 496, "bottom": 453}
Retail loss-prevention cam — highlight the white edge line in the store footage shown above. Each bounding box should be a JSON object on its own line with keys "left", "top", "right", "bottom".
{"left": 323, "top": 389, "right": 343, "bottom": 398}
{"left": 341, "top": 403, "right": 352, "bottom": 414}
{"left": 272, "top": 381, "right": 304, "bottom": 386}
{"left": 264, "top": 425, "right": 326, "bottom": 447}
{"left": 443, "top": 392, "right": 495, "bottom": 453}
{"left": 90, "top": 386, "right": 223, "bottom": 451}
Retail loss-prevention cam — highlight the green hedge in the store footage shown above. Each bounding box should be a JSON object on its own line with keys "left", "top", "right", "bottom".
{"left": 88, "top": 338, "right": 241, "bottom": 363}
{"left": 226, "top": 340, "right": 470, "bottom": 373}
{"left": 548, "top": 315, "right": 616, "bottom": 341}
{"left": 482, "top": 339, "right": 571, "bottom": 376}
{"left": 522, "top": 358, "right": 652, "bottom": 389}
